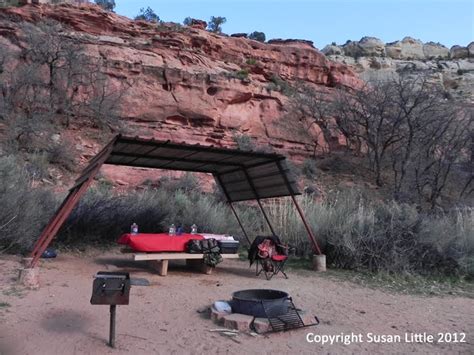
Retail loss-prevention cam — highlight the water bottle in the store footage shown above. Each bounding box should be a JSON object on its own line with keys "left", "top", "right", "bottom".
{"left": 169, "top": 223, "right": 176, "bottom": 236}
{"left": 191, "top": 224, "right": 197, "bottom": 234}
{"left": 131, "top": 223, "right": 138, "bottom": 235}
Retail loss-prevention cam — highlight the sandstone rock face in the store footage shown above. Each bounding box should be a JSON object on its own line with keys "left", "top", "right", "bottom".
{"left": 321, "top": 44, "right": 343, "bottom": 56}
{"left": 231, "top": 33, "right": 248, "bottom": 38}
{"left": 0, "top": 3, "right": 362, "bottom": 169}
{"left": 423, "top": 42, "right": 449, "bottom": 59}
{"left": 450, "top": 45, "right": 469, "bottom": 59}
{"left": 324, "top": 36, "right": 474, "bottom": 103}
{"left": 267, "top": 38, "right": 315, "bottom": 48}
{"left": 468, "top": 42, "right": 474, "bottom": 58}
{"left": 386, "top": 37, "right": 425, "bottom": 60}
{"left": 343, "top": 37, "right": 385, "bottom": 57}
{"left": 358, "top": 36, "right": 385, "bottom": 57}
{"left": 187, "top": 18, "right": 207, "bottom": 30}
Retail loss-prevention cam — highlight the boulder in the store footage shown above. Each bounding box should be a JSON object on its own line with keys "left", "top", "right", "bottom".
{"left": 358, "top": 36, "right": 385, "bottom": 57}
{"left": 321, "top": 44, "right": 343, "bottom": 56}
{"left": 423, "top": 42, "right": 449, "bottom": 59}
{"left": 342, "top": 40, "right": 360, "bottom": 57}
{"left": 386, "top": 37, "right": 425, "bottom": 60}
{"left": 267, "top": 38, "right": 315, "bottom": 48}
{"left": 450, "top": 45, "right": 469, "bottom": 59}
{"left": 342, "top": 37, "right": 385, "bottom": 57}
{"left": 468, "top": 42, "right": 474, "bottom": 58}
{"left": 187, "top": 18, "right": 207, "bottom": 30}
{"left": 385, "top": 41, "right": 403, "bottom": 59}
{"left": 401, "top": 37, "right": 425, "bottom": 59}
{"left": 230, "top": 33, "right": 248, "bottom": 38}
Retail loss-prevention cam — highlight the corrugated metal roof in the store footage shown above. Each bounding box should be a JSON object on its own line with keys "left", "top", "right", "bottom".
{"left": 103, "top": 136, "right": 300, "bottom": 202}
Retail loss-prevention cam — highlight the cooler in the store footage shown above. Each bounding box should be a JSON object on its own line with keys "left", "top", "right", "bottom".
{"left": 218, "top": 240, "right": 240, "bottom": 254}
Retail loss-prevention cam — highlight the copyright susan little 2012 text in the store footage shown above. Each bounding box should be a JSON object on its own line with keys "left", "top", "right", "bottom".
{"left": 306, "top": 332, "right": 467, "bottom": 345}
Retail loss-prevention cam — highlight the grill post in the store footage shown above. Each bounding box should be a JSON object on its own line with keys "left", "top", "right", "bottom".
{"left": 90, "top": 271, "right": 130, "bottom": 348}
{"left": 109, "top": 305, "right": 116, "bottom": 348}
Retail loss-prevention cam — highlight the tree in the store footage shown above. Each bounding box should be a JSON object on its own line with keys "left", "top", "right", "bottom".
{"left": 1, "top": 19, "right": 128, "bottom": 154}
{"left": 135, "top": 7, "right": 160, "bottom": 22}
{"left": 248, "top": 31, "right": 266, "bottom": 42}
{"left": 94, "top": 0, "right": 115, "bottom": 12}
{"left": 207, "top": 16, "right": 226, "bottom": 33}
{"left": 290, "top": 74, "right": 473, "bottom": 207}
{"left": 183, "top": 17, "right": 192, "bottom": 26}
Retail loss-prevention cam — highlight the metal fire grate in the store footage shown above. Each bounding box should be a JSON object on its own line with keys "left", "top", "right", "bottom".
{"left": 262, "top": 297, "right": 319, "bottom": 332}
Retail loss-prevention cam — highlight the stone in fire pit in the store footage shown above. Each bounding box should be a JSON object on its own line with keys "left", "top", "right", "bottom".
{"left": 209, "top": 289, "right": 318, "bottom": 334}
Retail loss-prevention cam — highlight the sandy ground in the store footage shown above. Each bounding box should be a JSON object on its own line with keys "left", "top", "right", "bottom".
{"left": 0, "top": 251, "right": 472, "bottom": 355}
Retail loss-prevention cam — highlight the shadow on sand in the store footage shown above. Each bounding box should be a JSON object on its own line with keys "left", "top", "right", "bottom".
{"left": 93, "top": 255, "right": 256, "bottom": 279}
{"left": 41, "top": 309, "right": 91, "bottom": 334}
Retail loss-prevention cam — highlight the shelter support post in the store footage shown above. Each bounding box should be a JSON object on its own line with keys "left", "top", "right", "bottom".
{"left": 214, "top": 173, "right": 251, "bottom": 245}
{"left": 29, "top": 182, "right": 91, "bottom": 268}
{"left": 256, "top": 199, "right": 276, "bottom": 236}
{"left": 275, "top": 162, "right": 322, "bottom": 255}
{"left": 290, "top": 195, "right": 322, "bottom": 255}
{"left": 241, "top": 169, "right": 276, "bottom": 236}
{"left": 28, "top": 137, "right": 118, "bottom": 269}
{"left": 228, "top": 202, "right": 251, "bottom": 245}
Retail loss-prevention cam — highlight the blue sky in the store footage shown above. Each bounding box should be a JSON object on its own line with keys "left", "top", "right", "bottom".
{"left": 114, "top": 0, "right": 473, "bottom": 48}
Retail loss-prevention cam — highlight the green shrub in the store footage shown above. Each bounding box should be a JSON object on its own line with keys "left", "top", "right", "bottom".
{"left": 301, "top": 158, "right": 317, "bottom": 179}
{"left": 225, "top": 69, "right": 250, "bottom": 81}
{"left": 25, "top": 152, "right": 50, "bottom": 180}
{"left": 248, "top": 31, "right": 266, "bottom": 42}
{"left": 246, "top": 58, "right": 257, "bottom": 65}
{"left": 0, "top": 156, "right": 57, "bottom": 253}
{"left": 266, "top": 75, "right": 294, "bottom": 95}
{"left": 95, "top": 0, "right": 115, "bottom": 12}
{"left": 135, "top": 7, "right": 160, "bottom": 22}
{"left": 1, "top": 154, "right": 471, "bottom": 278}
{"left": 236, "top": 69, "right": 249, "bottom": 80}
{"left": 232, "top": 133, "right": 256, "bottom": 151}
{"left": 55, "top": 187, "right": 262, "bottom": 246}
{"left": 47, "top": 142, "right": 76, "bottom": 172}
{"left": 264, "top": 189, "right": 474, "bottom": 276}
{"left": 207, "top": 16, "right": 226, "bottom": 33}
{"left": 158, "top": 173, "right": 200, "bottom": 192}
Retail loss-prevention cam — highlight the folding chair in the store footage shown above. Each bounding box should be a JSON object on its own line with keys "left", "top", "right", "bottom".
{"left": 255, "top": 254, "right": 289, "bottom": 280}
{"left": 255, "top": 240, "right": 289, "bottom": 280}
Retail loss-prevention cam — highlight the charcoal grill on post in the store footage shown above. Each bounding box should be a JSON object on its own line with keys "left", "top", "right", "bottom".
{"left": 91, "top": 272, "right": 131, "bottom": 348}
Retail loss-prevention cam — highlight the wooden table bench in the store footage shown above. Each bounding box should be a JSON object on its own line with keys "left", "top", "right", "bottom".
{"left": 133, "top": 252, "right": 240, "bottom": 276}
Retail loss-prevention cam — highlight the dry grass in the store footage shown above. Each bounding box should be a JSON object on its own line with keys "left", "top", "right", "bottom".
{"left": 0, "top": 156, "right": 472, "bottom": 278}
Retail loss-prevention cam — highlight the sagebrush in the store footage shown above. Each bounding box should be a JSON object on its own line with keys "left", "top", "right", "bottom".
{"left": 0, "top": 157, "right": 472, "bottom": 277}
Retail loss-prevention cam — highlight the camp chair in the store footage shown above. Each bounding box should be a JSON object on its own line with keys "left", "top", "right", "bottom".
{"left": 255, "top": 240, "right": 289, "bottom": 280}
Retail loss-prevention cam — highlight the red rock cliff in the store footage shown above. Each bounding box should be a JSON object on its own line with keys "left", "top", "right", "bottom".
{"left": 0, "top": 4, "right": 361, "bottom": 164}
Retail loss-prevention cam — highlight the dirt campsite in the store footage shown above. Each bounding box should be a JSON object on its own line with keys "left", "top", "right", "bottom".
{"left": 0, "top": 251, "right": 472, "bottom": 355}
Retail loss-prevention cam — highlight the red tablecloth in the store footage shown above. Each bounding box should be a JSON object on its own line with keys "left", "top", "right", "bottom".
{"left": 118, "top": 233, "right": 204, "bottom": 252}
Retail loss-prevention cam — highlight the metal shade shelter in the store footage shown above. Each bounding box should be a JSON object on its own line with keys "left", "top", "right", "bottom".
{"left": 29, "top": 135, "right": 322, "bottom": 268}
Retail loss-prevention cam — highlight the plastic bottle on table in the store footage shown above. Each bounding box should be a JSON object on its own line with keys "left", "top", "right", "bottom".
{"left": 191, "top": 224, "right": 198, "bottom": 234}
{"left": 131, "top": 223, "right": 138, "bottom": 235}
{"left": 169, "top": 223, "right": 176, "bottom": 236}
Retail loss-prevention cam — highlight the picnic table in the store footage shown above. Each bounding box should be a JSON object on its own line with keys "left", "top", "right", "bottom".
{"left": 118, "top": 233, "right": 239, "bottom": 276}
